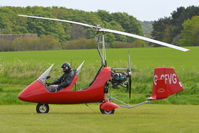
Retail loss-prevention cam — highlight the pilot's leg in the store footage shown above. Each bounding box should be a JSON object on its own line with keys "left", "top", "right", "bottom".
{"left": 48, "top": 85, "right": 58, "bottom": 92}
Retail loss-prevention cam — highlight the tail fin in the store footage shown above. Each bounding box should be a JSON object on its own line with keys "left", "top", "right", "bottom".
{"left": 148, "top": 67, "right": 183, "bottom": 100}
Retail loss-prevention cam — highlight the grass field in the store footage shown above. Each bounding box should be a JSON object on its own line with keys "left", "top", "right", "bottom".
{"left": 0, "top": 47, "right": 199, "bottom": 133}
{"left": 0, "top": 104, "right": 199, "bottom": 133}
{"left": 1, "top": 47, "right": 198, "bottom": 69}
{"left": 0, "top": 46, "right": 199, "bottom": 104}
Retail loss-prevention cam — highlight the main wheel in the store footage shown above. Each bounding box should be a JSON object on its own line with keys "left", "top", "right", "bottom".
{"left": 36, "top": 103, "right": 49, "bottom": 113}
{"left": 100, "top": 109, "right": 115, "bottom": 114}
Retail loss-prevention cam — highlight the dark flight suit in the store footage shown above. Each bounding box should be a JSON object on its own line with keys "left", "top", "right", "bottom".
{"left": 48, "top": 70, "right": 75, "bottom": 92}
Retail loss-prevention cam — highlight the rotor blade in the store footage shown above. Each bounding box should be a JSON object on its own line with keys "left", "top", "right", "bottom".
{"left": 18, "top": 14, "right": 189, "bottom": 52}
{"left": 18, "top": 14, "right": 96, "bottom": 29}
{"left": 100, "top": 28, "right": 189, "bottom": 52}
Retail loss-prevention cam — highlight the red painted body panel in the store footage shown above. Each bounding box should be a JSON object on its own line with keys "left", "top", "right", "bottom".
{"left": 100, "top": 101, "right": 120, "bottom": 111}
{"left": 18, "top": 67, "right": 112, "bottom": 104}
{"left": 148, "top": 67, "right": 184, "bottom": 100}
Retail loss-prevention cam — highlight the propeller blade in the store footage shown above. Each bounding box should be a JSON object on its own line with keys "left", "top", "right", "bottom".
{"left": 128, "top": 76, "right": 132, "bottom": 99}
{"left": 128, "top": 51, "right": 131, "bottom": 72}
{"left": 100, "top": 28, "right": 189, "bottom": 52}
{"left": 127, "top": 52, "right": 132, "bottom": 99}
{"left": 18, "top": 14, "right": 96, "bottom": 29}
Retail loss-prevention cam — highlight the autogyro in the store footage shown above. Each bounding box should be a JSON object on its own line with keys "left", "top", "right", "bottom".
{"left": 18, "top": 15, "right": 187, "bottom": 114}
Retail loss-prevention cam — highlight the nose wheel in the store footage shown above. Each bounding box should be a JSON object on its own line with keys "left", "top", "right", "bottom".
{"left": 36, "top": 103, "right": 49, "bottom": 113}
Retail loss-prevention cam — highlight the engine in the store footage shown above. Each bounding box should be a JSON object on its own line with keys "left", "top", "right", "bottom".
{"left": 110, "top": 71, "right": 128, "bottom": 89}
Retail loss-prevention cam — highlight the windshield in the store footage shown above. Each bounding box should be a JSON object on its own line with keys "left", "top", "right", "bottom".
{"left": 37, "top": 64, "right": 54, "bottom": 84}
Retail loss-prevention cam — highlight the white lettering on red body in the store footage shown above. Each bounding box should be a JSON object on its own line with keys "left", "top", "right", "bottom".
{"left": 154, "top": 73, "right": 177, "bottom": 85}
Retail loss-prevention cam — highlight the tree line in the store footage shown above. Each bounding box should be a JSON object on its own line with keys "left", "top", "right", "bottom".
{"left": 152, "top": 6, "right": 199, "bottom": 46}
{"left": 0, "top": 6, "right": 198, "bottom": 51}
{"left": 0, "top": 6, "right": 146, "bottom": 51}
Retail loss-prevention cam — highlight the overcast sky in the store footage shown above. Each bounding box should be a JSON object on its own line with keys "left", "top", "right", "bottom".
{"left": 0, "top": 0, "right": 198, "bottom": 21}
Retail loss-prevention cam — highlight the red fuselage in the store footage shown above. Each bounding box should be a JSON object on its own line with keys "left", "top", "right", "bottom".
{"left": 18, "top": 67, "right": 111, "bottom": 104}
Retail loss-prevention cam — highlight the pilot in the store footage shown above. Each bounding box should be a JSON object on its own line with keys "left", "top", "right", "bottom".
{"left": 46, "top": 62, "right": 75, "bottom": 92}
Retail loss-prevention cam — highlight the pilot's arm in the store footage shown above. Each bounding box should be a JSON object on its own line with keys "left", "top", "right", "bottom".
{"left": 48, "top": 75, "right": 63, "bottom": 85}
{"left": 57, "top": 72, "right": 74, "bottom": 91}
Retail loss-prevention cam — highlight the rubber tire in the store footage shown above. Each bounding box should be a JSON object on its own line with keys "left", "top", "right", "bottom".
{"left": 36, "top": 103, "right": 49, "bottom": 113}
{"left": 100, "top": 109, "right": 115, "bottom": 114}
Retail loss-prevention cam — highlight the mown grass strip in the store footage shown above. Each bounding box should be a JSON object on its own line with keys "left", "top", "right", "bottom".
{"left": 0, "top": 104, "right": 199, "bottom": 133}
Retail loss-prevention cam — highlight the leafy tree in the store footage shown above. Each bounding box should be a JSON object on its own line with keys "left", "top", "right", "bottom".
{"left": 152, "top": 6, "right": 199, "bottom": 45}
{"left": 97, "top": 10, "right": 112, "bottom": 22}
{"left": 0, "top": 6, "right": 144, "bottom": 50}
{"left": 177, "top": 16, "right": 199, "bottom": 46}
{"left": 152, "top": 17, "right": 172, "bottom": 42}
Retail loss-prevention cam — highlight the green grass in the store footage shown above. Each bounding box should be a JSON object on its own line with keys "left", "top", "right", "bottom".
{"left": 0, "top": 104, "right": 199, "bottom": 133}
{"left": 0, "top": 46, "right": 198, "bottom": 69}
{"left": 0, "top": 46, "right": 199, "bottom": 104}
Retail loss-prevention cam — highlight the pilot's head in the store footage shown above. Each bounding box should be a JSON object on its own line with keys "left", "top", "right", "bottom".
{"left": 61, "top": 62, "right": 71, "bottom": 73}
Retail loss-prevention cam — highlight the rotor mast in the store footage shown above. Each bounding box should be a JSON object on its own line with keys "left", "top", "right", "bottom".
{"left": 95, "top": 29, "right": 107, "bottom": 67}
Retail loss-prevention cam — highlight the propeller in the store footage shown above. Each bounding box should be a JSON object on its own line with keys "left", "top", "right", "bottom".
{"left": 127, "top": 52, "right": 132, "bottom": 98}
{"left": 18, "top": 14, "right": 190, "bottom": 52}
{"left": 128, "top": 76, "right": 132, "bottom": 99}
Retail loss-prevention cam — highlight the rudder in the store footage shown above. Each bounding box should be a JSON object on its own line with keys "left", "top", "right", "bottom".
{"left": 148, "top": 67, "right": 184, "bottom": 100}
